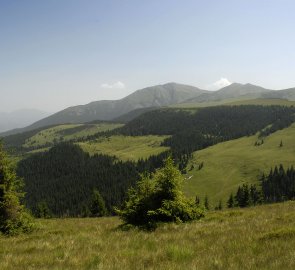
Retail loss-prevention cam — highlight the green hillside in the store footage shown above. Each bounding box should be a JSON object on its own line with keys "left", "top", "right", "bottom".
{"left": 24, "top": 123, "right": 123, "bottom": 148}
{"left": 228, "top": 98, "right": 295, "bottom": 106}
{"left": 4, "top": 123, "right": 171, "bottom": 162}
{"left": 78, "top": 135, "right": 169, "bottom": 161}
{"left": 184, "top": 123, "right": 295, "bottom": 206}
{"left": 1, "top": 202, "right": 295, "bottom": 269}
{"left": 170, "top": 98, "right": 239, "bottom": 108}
{"left": 172, "top": 98, "right": 295, "bottom": 109}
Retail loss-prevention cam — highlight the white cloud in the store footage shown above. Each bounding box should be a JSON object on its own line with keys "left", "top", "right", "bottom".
{"left": 101, "top": 81, "right": 125, "bottom": 89}
{"left": 207, "top": 78, "right": 232, "bottom": 90}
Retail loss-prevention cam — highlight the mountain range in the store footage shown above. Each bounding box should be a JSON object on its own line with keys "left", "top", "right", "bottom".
{"left": 0, "top": 109, "right": 50, "bottom": 133}
{"left": 1, "top": 82, "right": 295, "bottom": 136}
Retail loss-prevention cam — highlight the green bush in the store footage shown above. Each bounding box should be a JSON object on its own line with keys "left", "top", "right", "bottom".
{"left": 116, "top": 157, "right": 204, "bottom": 228}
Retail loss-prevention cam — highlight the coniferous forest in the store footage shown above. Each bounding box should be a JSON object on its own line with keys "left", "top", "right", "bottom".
{"left": 17, "top": 143, "right": 169, "bottom": 217}
{"left": 229, "top": 165, "right": 295, "bottom": 208}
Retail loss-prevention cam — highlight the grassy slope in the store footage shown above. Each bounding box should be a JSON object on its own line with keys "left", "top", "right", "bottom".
{"left": 172, "top": 98, "right": 295, "bottom": 109}
{"left": 184, "top": 123, "right": 295, "bottom": 206}
{"left": 24, "top": 123, "right": 123, "bottom": 148}
{"left": 1, "top": 202, "right": 295, "bottom": 269}
{"left": 170, "top": 98, "right": 239, "bottom": 108}
{"left": 228, "top": 98, "right": 295, "bottom": 106}
{"left": 79, "top": 135, "right": 169, "bottom": 161}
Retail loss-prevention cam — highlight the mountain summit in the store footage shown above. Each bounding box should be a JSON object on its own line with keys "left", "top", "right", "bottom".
{"left": 184, "top": 83, "right": 272, "bottom": 103}
{"left": 9, "top": 83, "right": 207, "bottom": 133}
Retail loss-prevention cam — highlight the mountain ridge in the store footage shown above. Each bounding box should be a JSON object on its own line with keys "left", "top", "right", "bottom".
{"left": 2, "top": 82, "right": 295, "bottom": 136}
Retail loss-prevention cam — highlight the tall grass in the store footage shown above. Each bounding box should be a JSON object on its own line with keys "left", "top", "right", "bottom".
{"left": 1, "top": 201, "right": 295, "bottom": 269}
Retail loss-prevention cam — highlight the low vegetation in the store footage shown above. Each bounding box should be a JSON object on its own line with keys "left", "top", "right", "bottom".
{"left": 173, "top": 98, "right": 295, "bottom": 108}
{"left": 1, "top": 202, "right": 295, "bottom": 269}
{"left": 78, "top": 135, "right": 169, "bottom": 161}
{"left": 24, "top": 123, "right": 123, "bottom": 149}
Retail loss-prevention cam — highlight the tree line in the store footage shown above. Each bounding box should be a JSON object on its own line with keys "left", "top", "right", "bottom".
{"left": 228, "top": 165, "right": 295, "bottom": 208}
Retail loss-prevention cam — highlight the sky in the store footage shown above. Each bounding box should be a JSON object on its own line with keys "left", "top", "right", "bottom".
{"left": 1, "top": 0, "right": 295, "bottom": 113}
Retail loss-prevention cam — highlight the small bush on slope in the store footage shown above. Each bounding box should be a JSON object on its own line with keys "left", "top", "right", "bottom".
{"left": 116, "top": 157, "right": 204, "bottom": 228}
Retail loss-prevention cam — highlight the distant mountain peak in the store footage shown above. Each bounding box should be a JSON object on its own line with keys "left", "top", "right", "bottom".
{"left": 3, "top": 81, "right": 295, "bottom": 137}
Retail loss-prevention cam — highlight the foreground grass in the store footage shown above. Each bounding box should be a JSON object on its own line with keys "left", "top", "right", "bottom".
{"left": 184, "top": 123, "right": 295, "bottom": 205}
{"left": 79, "top": 135, "right": 169, "bottom": 161}
{"left": 1, "top": 202, "right": 295, "bottom": 269}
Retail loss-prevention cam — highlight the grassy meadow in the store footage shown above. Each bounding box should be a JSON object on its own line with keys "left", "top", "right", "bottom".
{"left": 79, "top": 135, "right": 169, "bottom": 161}
{"left": 172, "top": 98, "right": 295, "bottom": 109}
{"left": 228, "top": 98, "right": 295, "bottom": 106}
{"left": 24, "top": 123, "right": 123, "bottom": 149}
{"left": 184, "top": 123, "right": 295, "bottom": 206}
{"left": 1, "top": 201, "right": 295, "bottom": 269}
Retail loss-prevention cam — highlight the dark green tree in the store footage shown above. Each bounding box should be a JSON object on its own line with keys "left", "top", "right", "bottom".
{"left": 90, "top": 189, "right": 107, "bottom": 217}
{"left": 35, "top": 201, "right": 51, "bottom": 218}
{"left": 0, "top": 142, "right": 33, "bottom": 235}
{"left": 227, "top": 193, "right": 234, "bottom": 208}
{"left": 249, "top": 185, "right": 261, "bottom": 205}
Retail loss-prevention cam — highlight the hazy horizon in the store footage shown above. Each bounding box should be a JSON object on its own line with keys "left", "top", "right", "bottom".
{"left": 1, "top": 0, "right": 295, "bottom": 112}
{"left": 1, "top": 80, "right": 293, "bottom": 114}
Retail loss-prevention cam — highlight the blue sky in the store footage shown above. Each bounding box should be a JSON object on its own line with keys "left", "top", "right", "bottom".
{"left": 1, "top": 0, "right": 295, "bottom": 112}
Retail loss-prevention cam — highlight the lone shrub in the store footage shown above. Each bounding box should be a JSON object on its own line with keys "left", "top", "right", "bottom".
{"left": 116, "top": 157, "right": 204, "bottom": 228}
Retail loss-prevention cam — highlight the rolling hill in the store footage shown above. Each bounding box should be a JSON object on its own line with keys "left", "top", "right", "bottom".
{"left": 262, "top": 87, "right": 295, "bottom": 100}
{"left": 183, "top": 123, "right": 295, "bottom": 206}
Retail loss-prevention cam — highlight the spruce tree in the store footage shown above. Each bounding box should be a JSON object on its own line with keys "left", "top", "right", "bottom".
{"left": 116, "top": 157, "right": 204, "bottom": 227}
{"left": 0, "top": 142, "right": 33, "bottom": 235}
{"left": 227, "top": 193, "right": 234, "bottom": 208}
{"left": 90, "top": 189, "right": 107, "bottom": 217}
{"left": 35, "top": 201, "right": 51, "bottom": 218}
{"left": 218, "top": 200, "right": 222, "bottom": 210}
